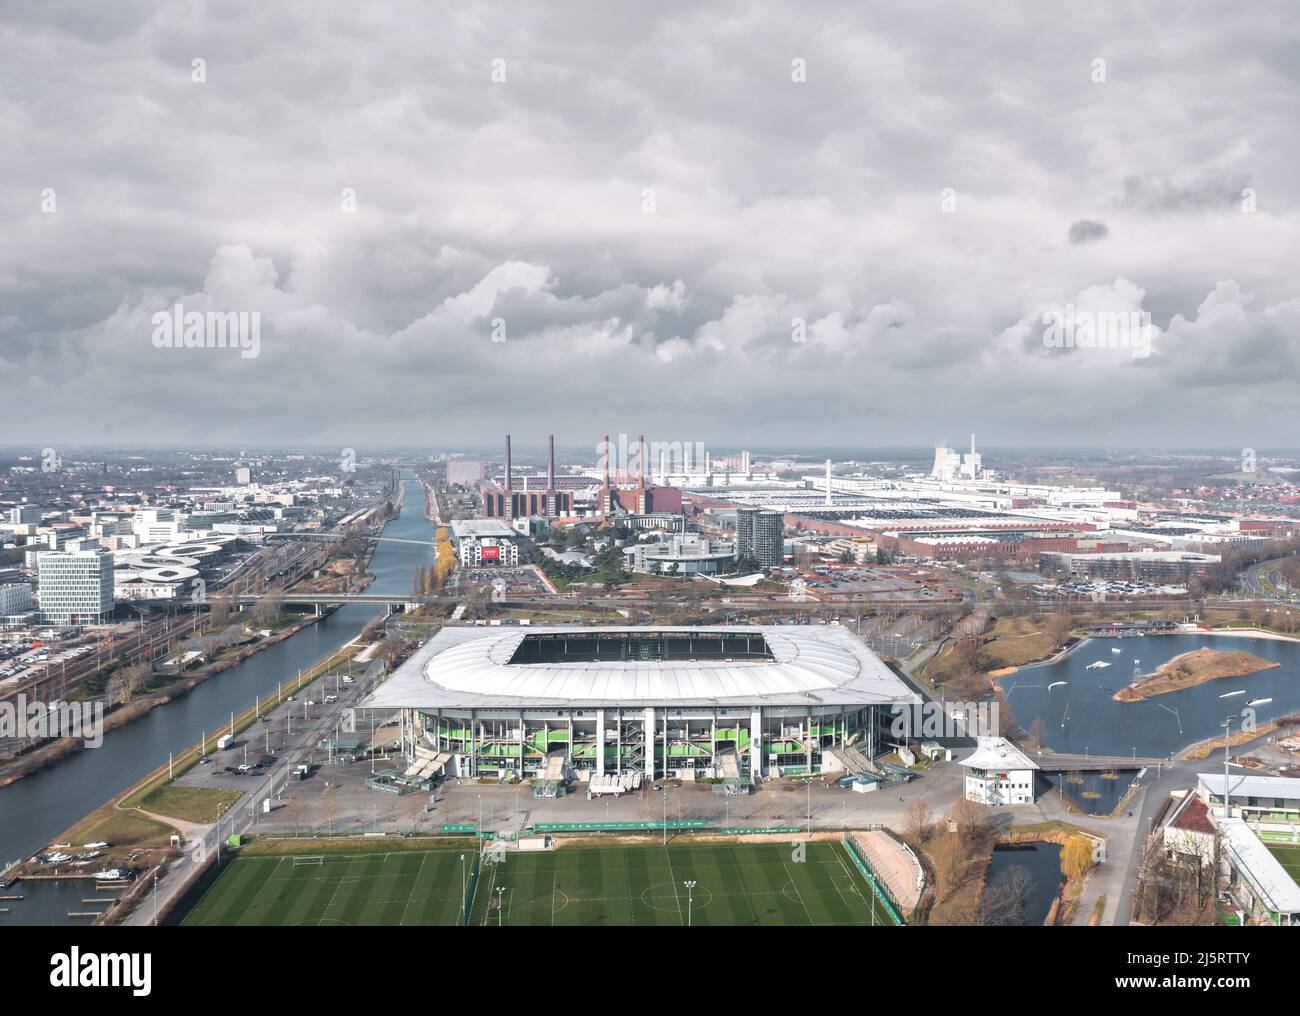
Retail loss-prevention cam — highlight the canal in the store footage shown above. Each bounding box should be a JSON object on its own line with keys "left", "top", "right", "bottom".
{"left": 0, "top": 472, "right": 433, "bottom": 874}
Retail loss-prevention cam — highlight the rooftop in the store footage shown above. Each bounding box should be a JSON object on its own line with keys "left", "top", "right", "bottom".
{"left": 361, "top": 624, "right": 919, "bottom": 710}
{"left": 449, "top": 519, "right": 517, "bottom": 539}
{"left": 1219, "top": 818, "right": 1300, "bottom": 915}
{"left": 960, "top": 736, "right": 1040, "bottom": 772}
{"left": 1198, "top": 773, "right": 1300, "bottom": 801}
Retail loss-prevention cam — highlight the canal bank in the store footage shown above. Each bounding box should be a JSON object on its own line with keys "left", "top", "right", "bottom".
{"left": 0, "top": 472, "right": 433, "bottom": 873}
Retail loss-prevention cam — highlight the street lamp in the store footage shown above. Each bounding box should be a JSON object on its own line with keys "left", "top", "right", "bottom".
{"left": 683, "top": 880, "right": 697, "bottom": 927}
{"left": 496, "top": 885, "right": 506, "bottom": 926}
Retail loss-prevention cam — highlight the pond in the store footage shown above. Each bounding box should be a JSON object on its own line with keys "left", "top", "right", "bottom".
{"left": 999, "top": 633, "right": 1300, "bottom": 758}
{"left": 981, "top": 842, "right": 1064, "bottom": 926}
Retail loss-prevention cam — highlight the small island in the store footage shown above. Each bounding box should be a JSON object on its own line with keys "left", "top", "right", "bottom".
{"left": 1113, "top": 647, "right": 1279, "bottom": 702}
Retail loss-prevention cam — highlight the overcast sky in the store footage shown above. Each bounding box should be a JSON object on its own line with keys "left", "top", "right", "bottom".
{"left": 2, "top": 1, "right": 1298, "bottom": 452}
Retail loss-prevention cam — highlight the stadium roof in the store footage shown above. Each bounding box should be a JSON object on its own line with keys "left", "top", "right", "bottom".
{"left": 1218, "top": 818, "right": 1300, "bottom": 915}
{"left": 361, "top": 625, "right": 919, "bottom": 710}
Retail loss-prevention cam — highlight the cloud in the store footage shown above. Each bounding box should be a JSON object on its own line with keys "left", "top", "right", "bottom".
{"left": 1067, "top": 220, "right": 1109, "bottom": 245}
{"left": 1, "top": 1, "right": 1298, "bottom": 448}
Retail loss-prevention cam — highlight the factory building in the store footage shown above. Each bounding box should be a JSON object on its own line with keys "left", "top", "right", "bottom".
{"left": 481, "top": 435, "right": 573, "bottom": 519}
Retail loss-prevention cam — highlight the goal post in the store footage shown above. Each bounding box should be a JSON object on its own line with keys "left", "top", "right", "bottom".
{"left": 292, "top": 855, "right": 325, "bottom": 867}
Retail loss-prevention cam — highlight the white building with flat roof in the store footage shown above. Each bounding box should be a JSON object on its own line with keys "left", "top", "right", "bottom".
{"left": 37, "top": 548, "right": 115, "bottom": 625}
{"left": 448, "top": 518, "right": 522, "bottom": 567}
{"left": 960, "top": 737, "right": 1039, "bottom": 805}
{"left": 1197, "top": 773, "right": 1300, "bottom": 822}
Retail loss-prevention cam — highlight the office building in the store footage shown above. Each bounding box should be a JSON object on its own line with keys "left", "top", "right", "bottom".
{"left": 736, "top": 508, "right": 784, "bottom": 567}
{"left": 37, "top": 548, "right": 115, "bottom": 625}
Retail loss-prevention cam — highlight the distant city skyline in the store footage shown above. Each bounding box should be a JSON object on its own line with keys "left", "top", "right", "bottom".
{"left": 3, "top": 2, "right": 1298, "bottom": 445}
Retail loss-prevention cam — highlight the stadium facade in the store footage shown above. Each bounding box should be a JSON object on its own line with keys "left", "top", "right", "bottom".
{"left": 361, "top": 625, "right": 919, "bottom": 784}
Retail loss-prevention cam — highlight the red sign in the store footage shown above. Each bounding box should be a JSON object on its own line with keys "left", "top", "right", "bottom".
{"left": 480, "top": 546, "right": 501, "bottom": 561}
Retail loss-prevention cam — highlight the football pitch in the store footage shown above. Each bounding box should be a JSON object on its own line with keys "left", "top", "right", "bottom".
{"left": 182, "top": 849, "right": 469, "bottom": 926}
{"left": 182, "top": 841, "right": 897, "bottom": 927}
{"left": 1266, "top": 842, "right": 1300, "bottom": 883}
{"left": 472, "top": 841, "right": 894, "bottom": 926}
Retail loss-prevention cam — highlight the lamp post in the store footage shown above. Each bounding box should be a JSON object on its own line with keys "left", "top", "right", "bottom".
{"left": 496, "top": 885, "right": 506, "bottom": 926}
{"left": 683, "top": 880, "right": 696, "bottom": 927}
{"left": 1222, "top": 715, "right": 1235, "bottom": 820}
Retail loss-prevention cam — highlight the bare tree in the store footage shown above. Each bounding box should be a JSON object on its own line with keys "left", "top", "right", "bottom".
{"left": 904, "top": 799, "right": 934, "bottom": 844}
{"left": 978, "top": 865, "right": 1035, "bottom": 926}
{"left": 1046, "top": 610, "right": 1073, "bottom": 650}
{"left": 251, "top": 589, "right": 284, "bottom": 628}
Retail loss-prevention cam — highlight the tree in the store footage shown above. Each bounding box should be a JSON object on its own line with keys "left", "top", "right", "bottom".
{"left": 978, "top": 865, "right": 1034, "bottom": 926}
{"left": 1046, "top": 610, "right": 1073, "bottom": 650}
{"left": 251, "top": 589, "right": 284, "bottom": 627}
{"left": 951, "top": 797, "right": 994, "bottom": 848}
{"left": 110, "top": 661, "right": 150, "bottom": 704}
{"left": 1061, "top": 835, "right": 1095, "bottom": 881}
{"left": 904, "top": 799, "right": 933, "bottom": 844}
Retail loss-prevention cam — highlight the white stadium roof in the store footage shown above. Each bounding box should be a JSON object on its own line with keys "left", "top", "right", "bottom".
{"left": 362, "top": 625, "right": 919, "bottom": 710}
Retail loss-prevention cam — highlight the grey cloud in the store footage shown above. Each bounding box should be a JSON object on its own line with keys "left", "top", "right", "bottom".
{"left": 1, "top": 1, "right": 1298, "bottom": 448}
{"left": 1068, "top": 220, "right": 1109, "bottom": 244}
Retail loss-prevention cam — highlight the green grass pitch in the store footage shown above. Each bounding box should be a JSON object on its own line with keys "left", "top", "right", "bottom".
{"left": 181, "top": 841, "right": 896, "bottom": 927}
{"left": 182, "top": 850, "right": 469, "bottom": 926}
{"left": 470, "top": 841, "right": 895, "bottom": 926}
{"left": 1266, "top": 842, "right": 1300, "bottom": 882}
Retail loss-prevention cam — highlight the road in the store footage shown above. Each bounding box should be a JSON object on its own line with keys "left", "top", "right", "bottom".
{"left": 121, "top": 653, "right": 389, "bottom": 925}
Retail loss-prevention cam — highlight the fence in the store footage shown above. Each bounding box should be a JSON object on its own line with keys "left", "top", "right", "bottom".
{"left": 841, "top": 833, "right": 905, "bottom": 926}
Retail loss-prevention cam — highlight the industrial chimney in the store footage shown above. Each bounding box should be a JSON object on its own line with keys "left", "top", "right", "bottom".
{"left": 504, "top": 434, "right": 513, "bottom": 519}
{"left": 546, "top": 434, "right": 556, "bottom": 517}
{"left": 601, "top": 433, "right": 611, "bottom": 515}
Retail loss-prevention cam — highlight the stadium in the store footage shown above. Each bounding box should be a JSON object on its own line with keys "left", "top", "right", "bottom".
{"left": 361, "top": 625, "right": 919, "bottom": 787}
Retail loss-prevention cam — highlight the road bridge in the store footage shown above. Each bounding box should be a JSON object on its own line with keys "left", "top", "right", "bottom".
{"left": 1031, "top": 752, "right": 1167, "bottom": 772}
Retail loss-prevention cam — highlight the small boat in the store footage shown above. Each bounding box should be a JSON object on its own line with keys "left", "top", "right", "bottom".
{"left": 1219, "top": 690, "right": 1246, "bottom": 699}
{"left": 1048, "top": 680, "right": 1068, "bottom": 690}
{"left": 44, "top": 852, "right": 71, "bottom": 863}
{"left": 1086, "top": 661, "right": 1110, "bottom": 670}
{"left": 83, "top": 841, "right": 110, "bottom": 850}
{"left": 92, "top": 868, "right": 131, "bottom": 881}
{"left": 1111, "top": 648, "right": 1122, "bottom": 654}
{"left": 1248, "top": 698, "right": 1273, "bottom": 707}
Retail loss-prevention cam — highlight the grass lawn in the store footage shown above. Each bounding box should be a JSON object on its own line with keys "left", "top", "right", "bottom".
{"left": 1266, "top": 843, "right": 1300, "bottom": 883}
{"left": 183, "top": 850, "right": 468, "bottom": 926}
{"left": 471, "top": 841, "right": 895, "bottom": 927}
{"left": 137, "top": 785, "right": 244, "bottom": 823}
{"left": 924, "top": 615, "right": 1058, "bottom": 683}
{"left": 65, "top": 811, "right": 178, "bottom": 848}
{"left": 181, "top": 840, "right": 897, "bottom": 927}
